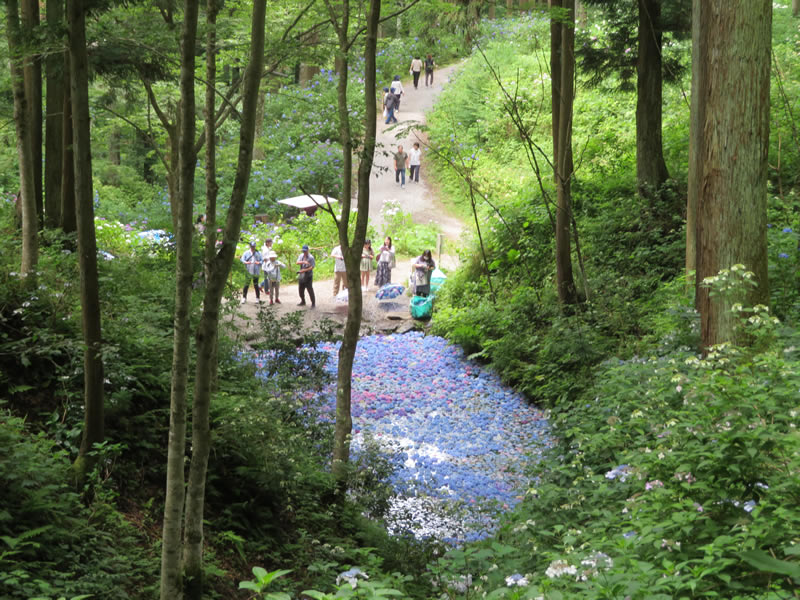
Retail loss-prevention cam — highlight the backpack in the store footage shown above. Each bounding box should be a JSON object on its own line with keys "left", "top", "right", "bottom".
{"left": 384, "top": 93, "right": 396, "bottom": 110}
{"left": 425, "top": 57, "right": 434, "bottom": 71}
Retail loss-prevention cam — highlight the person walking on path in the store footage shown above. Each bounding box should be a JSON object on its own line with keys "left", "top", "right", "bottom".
{"left": 409, "top": 142, "right": 422, "bottom": 183}
{"left": 384, "top": 88, "right": 398, "bottom": 124}
{"left": 390, "top": 76, "right": 404, "bottom": 112}
{"left": 413, "top": 249, "right": 436, "bottom": 297}
{"left": 296, "top": 244, "right": 316, "bottom": 308}
{"left": 425, "top": 54, "right": 436, "bottom": 87}
{"left": 240, "top": 241, "right": 262, "bottom": 303}
{"left": 331, "top": 244, "right": 348, "bottom": 296}
{"left": 394, "top": 145, "right": 409, "bottom": 188}
{"left": 375, "top": 236, "right": 395, "bottom": 288}
{"left": 409, "top": 56, "right": 423, "bottom": 89}
{"left": 262, "top": 251, "right": 286, "bottom": 305}
{"left": 361, "top": 239, "right": 374, "bottom": 290}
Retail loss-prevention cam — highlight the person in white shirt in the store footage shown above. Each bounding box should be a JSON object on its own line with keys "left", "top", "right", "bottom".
{"left": 260, "top": 237, "right": 274, "bottom": 292}
{"left": 262, "top": 251, "right": 286, "bottom": 305}
{"left": 409, "top": 142, "right": 422, "bottom": 183}
{"left": 331, "top": 244, "right": 347, "bottom": 296}
{"left": 390, "top": 76, "right": 404, "bottom": 112}
{"left": 409, "top": 56, "right": 423, "bottom": 89}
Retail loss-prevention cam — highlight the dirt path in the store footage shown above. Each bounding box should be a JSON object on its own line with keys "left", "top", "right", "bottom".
{"left": 235, "top": 64, "right": 465, "bottom": 335}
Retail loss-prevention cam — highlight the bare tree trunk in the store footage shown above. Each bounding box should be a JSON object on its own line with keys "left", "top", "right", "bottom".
{"left": 44, "top": 0, "right": 64, "bottom": 229}
{"left": 330, "top": 0, "right": 381, "bottom": 484}
{"left": 109, "top": 125, "right": 121, "bottom": 165}
{"left": 552, "top": 0, "right": 577, "bottom": 304}
{"left": 794, "top": 0, "right": 799, "bottom": 17}
{"left": 6, "top": 0, "right": 38, "bottom": 276}
{"left": 22, "top": 0, "right": 43, "bottom": 227}
{"left": 694, "top": 0, "right": 771, "bottom": 349}
{"left": 61, "top": 55, "right": 76, "bottom": 234}
{"left": 68, "top": 0, "right": 105, "bottom": 485}
{"left": 159, "top": 0, "right": 198, "bottom": 596}
{"left": 636, "top": 0, "right": 669, "bottom": 198}
{"left": 686, "top": 0, "right": 704, "bottom": 289}
{"left": 180, "top": 2, "right": 266, "bottom": 598}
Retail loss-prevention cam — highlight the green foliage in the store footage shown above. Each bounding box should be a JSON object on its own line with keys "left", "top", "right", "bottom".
{"left": 378, "top": 199, "right": 440, "bottom": 257}
{"left": 0, "top": 413, "right": 152, "bottom": 599}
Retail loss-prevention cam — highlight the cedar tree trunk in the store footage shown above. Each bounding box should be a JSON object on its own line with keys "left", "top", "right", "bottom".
{"left": 68, "top": 0, "right": 105, "bottom": 484}
{"left": 44, "top": 0, "right": 64, "bottom": 229}
{"left": 694, "top": 0, "right": 771, "bottom": 349}
{"left": 636, "top": 0, "right": 670, "bottom": 197}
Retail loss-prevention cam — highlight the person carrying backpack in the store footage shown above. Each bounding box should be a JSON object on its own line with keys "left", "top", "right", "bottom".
{"left": 424, "top": 54, "right": 435, "bottom": 87}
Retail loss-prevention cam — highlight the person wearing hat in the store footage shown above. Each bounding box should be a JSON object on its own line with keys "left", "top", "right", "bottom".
{"left": 240, "top": 241, "right": 262, "bottom": 303}
{"left": 296, "top": 244, "right": 316, "bottom": 308}
{"left": 262, "top": 251, "right": 286, "bottom": 305}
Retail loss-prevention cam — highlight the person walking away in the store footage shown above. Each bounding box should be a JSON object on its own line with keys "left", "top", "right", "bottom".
{"left": 390, "top": 76, "right": 404, "bottom": 112}
{"left": 409, "top": 56, "right": 423, "bottom": 89}
{"left": 296, "top": 244, "right": 316, "bottom": 308}
{"left": 409, "top": 142, "right": 421, "bottom": 183}
{"left": 262, "top": 251, "right": 286, "bottom": 305}
{"left": 425, "top": 54, "right": 435, "bottom": 87}
{"left": 384, "top": 89, "right": 398, "bottom": 124}
{"left": 374, "top": 236, "right": 395, "bottom": 288}
{"left": 413, "top": 249, "right": 436, "bottom": 297}
{"left": 240, "top": 241, "right": 262, "bottom": 303}
{"left": 394, "top": 145, "right": 409, "bottom": 188}
{"left": 360, "top": 239, "right": 374, "bottom": 290}
{"left": 331, "top": 244, "right": 347, "bottom": 296}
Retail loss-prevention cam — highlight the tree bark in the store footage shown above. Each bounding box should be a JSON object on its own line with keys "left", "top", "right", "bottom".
{"left": 794, "top": 0, "right": 799, "bottom": 17}
{"left": 22, "top": 0, "right": 43, "bottom": 227}
{"left": 686, "top": 0, "right": 704, "bottom": 287}
{"left": 180, "top": 1, "right": 266, "bottom": 598}
{"left": 6, "top": 0, "right": 39, "bottom": 276}
{"left": 636, "top": 0, "right": 669, "bottom": 198}
{"left": 694, "top": 0, "right": 771, "bottom": 349}
{"left": 159, "top": 0, "right": 199, "bottom": 597}
{"left": 67, "top": 0, "right": 105, "bottom": 485}
{"left": 552, "top": 0, "right": 577, "bottom": 304}
{"left": 44, "top": 0, "right": 64, "bottom": 229}
{"left": 61, "top": 54, "right": 77, "bottom": 234}
{"left": 330, "top": 0, "right": 381, "bottom": 484}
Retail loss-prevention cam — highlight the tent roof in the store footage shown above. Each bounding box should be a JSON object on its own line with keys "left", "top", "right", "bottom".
{"left": 276, "top": 194, "right": 338, "bottom": 210}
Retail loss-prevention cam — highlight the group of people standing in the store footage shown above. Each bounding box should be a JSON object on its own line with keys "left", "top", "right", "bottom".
{"left": 240, "top": 237, "right": 437, "bottom": 310}
{"left": 240, "top": 239, "right": 316, "bottom": 307}
{"left": 382, "top": 54, "right": 435, "bottom": 124}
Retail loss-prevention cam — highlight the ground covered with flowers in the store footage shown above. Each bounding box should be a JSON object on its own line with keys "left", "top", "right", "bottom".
{"left": 258, "top": 331, "right": 550, "bottom": 544}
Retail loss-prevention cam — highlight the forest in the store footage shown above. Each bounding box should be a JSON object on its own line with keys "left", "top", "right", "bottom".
{"left": 2, "top": 0, "right": 800, "bottom": 599}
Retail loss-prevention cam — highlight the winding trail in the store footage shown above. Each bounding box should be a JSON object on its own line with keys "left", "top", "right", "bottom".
{"left": 245, "top": 65, "right": 550, "bottom": 543}
{"left": 235, "top": 64, "right": 464, "bottom": 332}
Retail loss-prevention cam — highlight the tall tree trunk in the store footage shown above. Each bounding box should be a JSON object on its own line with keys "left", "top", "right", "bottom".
{"left": 180, "top": 0, "right": 263, "bottom": 595}
{"left": 68, "top": 0, "right": 105, "bottom": 485}
{"left": 44, "top": 0, "right": 64, "bottom": 229}
{"left": 6, "top": 0, "right": 39, "bottom": 276}
{"left": 552, "top": 0, "right": 577, "bottom": 304}
{"left": 636, "top": 0, "right": 669, "bottom": 198}
{"left": 686, "top": 0, "right": 704, "bottom": 288}
{"left": 330, "top": 0, "right": 381, "bottom": 483}
{"left": 694, "top": 0, "right": 771, "bottom": 349}
{"left": 61, "top": 55, "right": 77, "bottom": 234}
{"left": 109, "top": 125, "right": 121, "bottom": 165}
{"left": 22, "top": 0, "right": 43, "bottom": 228}
{"left": 159, "top": 0, "right": 199, "bottom": 597}
{"left": 794, "top": 0, "right": 799, "bottom": 17}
